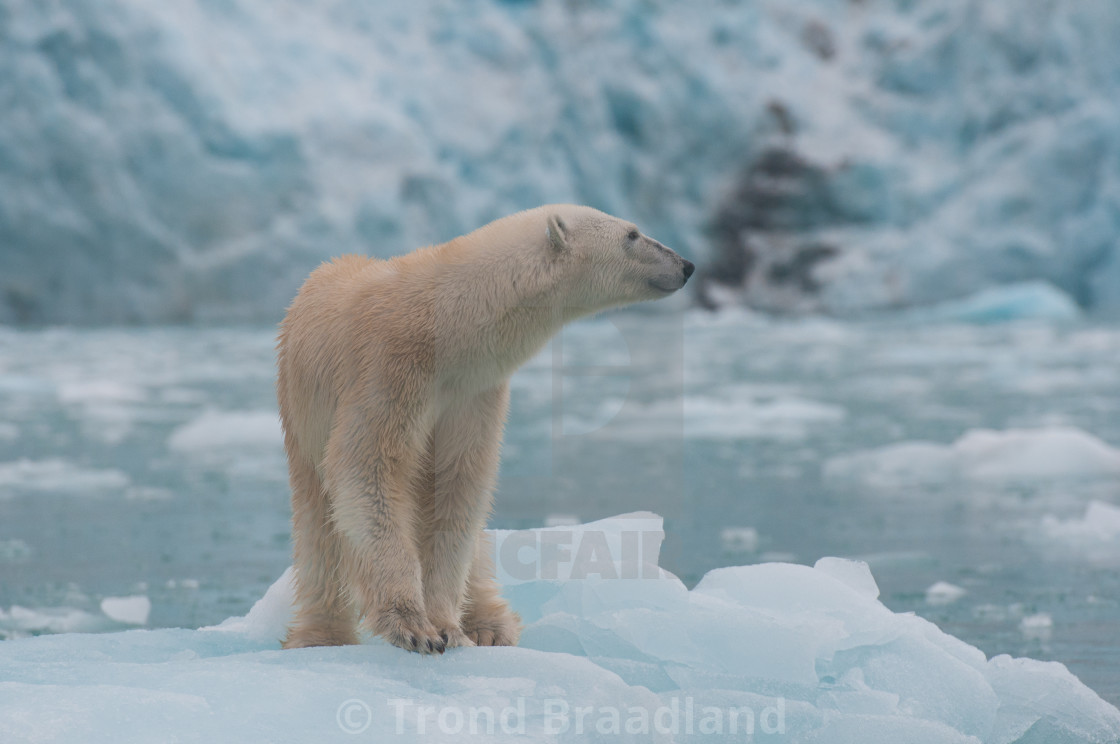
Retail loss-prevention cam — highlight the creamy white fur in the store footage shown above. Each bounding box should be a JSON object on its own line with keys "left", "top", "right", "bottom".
{"left": 276, "top": 204, "right": 691, "bottom": 653}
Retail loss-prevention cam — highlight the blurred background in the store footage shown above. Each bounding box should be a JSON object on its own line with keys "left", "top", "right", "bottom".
{"left": 4, "top": 0, "right": 1120, "bottom": 324}
{"left": 1, "top": 0, "right": 1119, "bottom": 704}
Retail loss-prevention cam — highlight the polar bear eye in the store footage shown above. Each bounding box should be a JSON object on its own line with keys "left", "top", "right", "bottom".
{"left": 627, "top": 230, "right": 639, "bottom": 241}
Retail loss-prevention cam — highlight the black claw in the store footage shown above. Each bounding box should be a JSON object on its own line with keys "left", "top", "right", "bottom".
{"left": 426, "top": 639, "right": 435, "bottom": 653}
{"left": 407, "top": 634, "right": 418, "bottom": 650}
{"left": 440, "top": 631, "right": 449, "bottom": 644}
{"left": 435, "top": 640, "right": 446, "bottom": 654}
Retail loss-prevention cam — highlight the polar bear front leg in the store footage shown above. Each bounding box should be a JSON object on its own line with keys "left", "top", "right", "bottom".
{"left": 325, "top": 405, "right": 447, "bottom": 655}
{"left": 420, "top": 384, "right": 510, "bottom": 647}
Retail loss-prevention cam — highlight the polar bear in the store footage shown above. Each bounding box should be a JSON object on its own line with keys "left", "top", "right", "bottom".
{"left": 277, "top": 204, "right": 694, "bottom": 653}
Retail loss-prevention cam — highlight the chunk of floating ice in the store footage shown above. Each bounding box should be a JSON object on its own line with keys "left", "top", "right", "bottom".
{"left": 1041, "top": 501, "right": 1120, "bottom": 543}
{"left": 1, "top": 514, "right": 1117, "bottom": 743}
{"left": 956, "top": 428, "right": 1120, "bottom": 480}
{"left": 205, "top": 566, "right": 294, "bottom": 643}
{"left": 0, "top": 605, "right": 109, "bottom": 636}
{"left": 0, "top": 538, "right": 31, "bottom": 563}
{"left": 813, "top": 557, "right": 881, "bottom": 599}
{"left": 585, "top": 395, "right": 845, "bottom": 441}
{"left": 1020, "top": 613, "right": 1054, "bottom": 640}
{"left": 720, "top": 526, "right": 759, "bottom": 553}
{"left": 824, "top": 426, "right": 1120, "bottom": 487}
{"left": 166, "top": 579, "right": 201, "bottom": 590}
{"left": 1035, "top": 501, "right": 1120, "bottom": 563}
{"left": 57, "top": 380, "right": 147, "bottom": 404}
{"left": 926, "top": 581, "right": 967, "bottom": 606}
{"left": 543, "top": 514, "right": 581, "bottom": 527}
{"left": 0, "top": 458, "right": 131, "bottom": 494}
{"left": 100, "top": 596, "right": 151, "bottom": 626}
{"left": 167, "top": 410, "right": 282, "bottom": 454}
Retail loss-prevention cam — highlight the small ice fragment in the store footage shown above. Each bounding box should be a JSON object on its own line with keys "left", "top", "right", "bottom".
{"left": 1020, "top": 613, "right": 1053, "bottom": 639}
{"left": 126, "top": 486, "right": 174, "bottom": 501}
{"left": 544, "top": 514, "right": 580, "bottom": 527}
{"left": 100, "top": 596, "right": 151, "bottom": 625}
{"left": 926, "top": 581, "right": 967, "bottom": 605}
{"left": 0, "top": 539, "right": 31, "bottom": 563}
{"left": 720, "top": 526, "right": 759, "bottom": 553}
{"left": 205, "top": 567, "right": 294, "bottom": 642}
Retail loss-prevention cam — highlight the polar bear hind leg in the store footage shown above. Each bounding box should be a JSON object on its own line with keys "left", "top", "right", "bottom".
{"left": 460, "top": 531, "right": 522, "bottom": 647}
{"left": 282, "top": 449, "right": 359, "bottom": 649}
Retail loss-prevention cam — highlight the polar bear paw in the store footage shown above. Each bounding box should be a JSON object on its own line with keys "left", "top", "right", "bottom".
{"left": 462, "top": 607, "right": 522, "bottom": 647}
{"left": 437, "top": 626, "right": 476, "bottom": 649}
{"left": 374, "top": 602, "right": 447, "bottom": 655}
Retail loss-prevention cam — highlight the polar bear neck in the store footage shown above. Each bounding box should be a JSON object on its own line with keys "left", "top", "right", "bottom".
{"left": 418, "top": 212, "right": 589, "bottom": 387}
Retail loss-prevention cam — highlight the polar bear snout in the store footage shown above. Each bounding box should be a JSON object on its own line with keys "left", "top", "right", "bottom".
{"left": 648, "top": 257, "right": 695, "bottom": 293}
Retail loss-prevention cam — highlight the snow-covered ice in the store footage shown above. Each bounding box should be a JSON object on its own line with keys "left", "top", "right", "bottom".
{"left": 2, "top": 514, "right": 1117, "bottom": 743}
{"left": 812, "top": 556, "right": 881, "bottom": 600}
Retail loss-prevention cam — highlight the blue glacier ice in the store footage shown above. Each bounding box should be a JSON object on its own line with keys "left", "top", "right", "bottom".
{"left": 1, "top": 514, "right": 1118, "bottom": 743}
{"left": 2, "top": 0, "right": 1119, "bottom": 323}
{"left": 895, "top": 282, "right": 1082, "bottom": 324}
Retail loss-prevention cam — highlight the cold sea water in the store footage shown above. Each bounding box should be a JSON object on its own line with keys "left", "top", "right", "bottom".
{"left": 0, "top": 310, "right": 1118, "bottom": 704}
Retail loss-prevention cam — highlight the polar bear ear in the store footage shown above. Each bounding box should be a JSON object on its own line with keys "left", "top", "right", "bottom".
{"left": 546, "top": 213, "right": 569, "bottom": 253}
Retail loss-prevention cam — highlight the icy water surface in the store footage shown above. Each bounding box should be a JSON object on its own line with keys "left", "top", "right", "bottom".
{"left": 0, "top": 312, "right": 1118, "bottom": 703}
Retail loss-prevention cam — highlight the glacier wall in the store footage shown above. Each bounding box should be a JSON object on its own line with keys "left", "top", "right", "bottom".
{"left": 2, "top": 0, "right": 1119, "bottom": 324}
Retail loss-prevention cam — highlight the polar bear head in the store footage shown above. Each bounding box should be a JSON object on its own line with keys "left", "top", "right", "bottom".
{"left": 542, "top": 205, "right": 694, "bottom": 311}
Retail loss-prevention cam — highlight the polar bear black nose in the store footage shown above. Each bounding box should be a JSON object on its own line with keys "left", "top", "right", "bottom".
{"left": 682, "top": 260, "right": 695, "bottom": 280}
